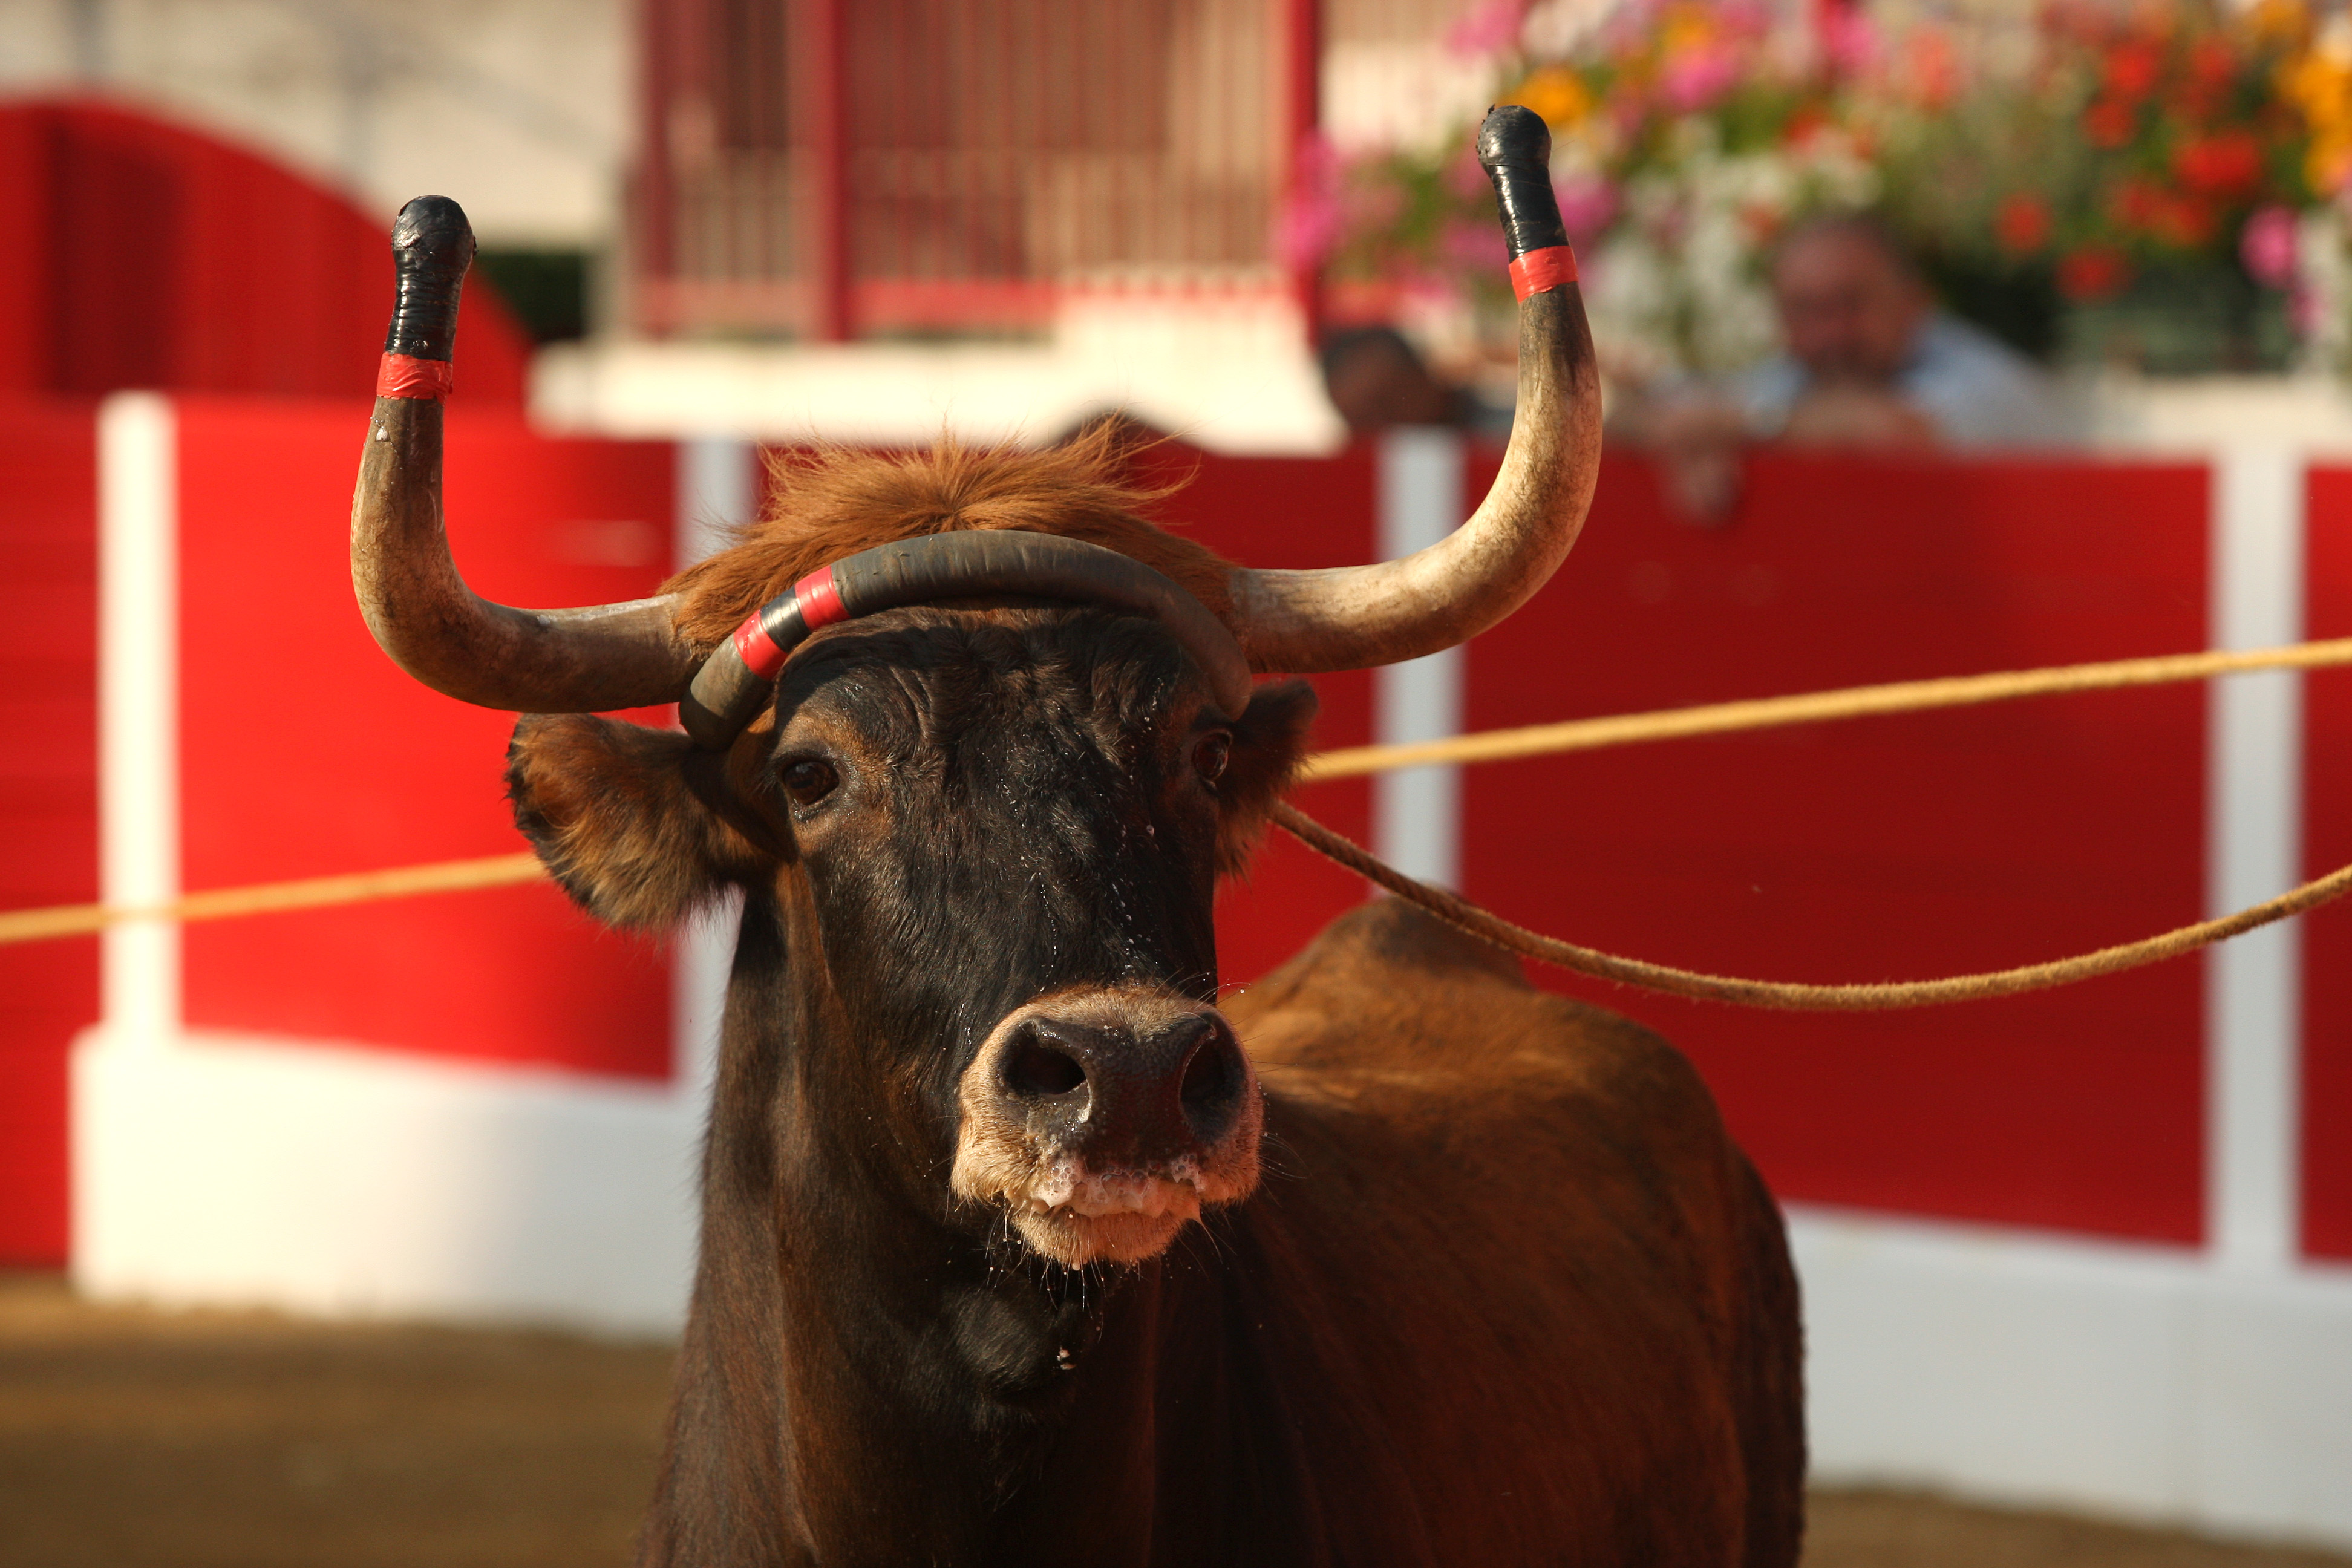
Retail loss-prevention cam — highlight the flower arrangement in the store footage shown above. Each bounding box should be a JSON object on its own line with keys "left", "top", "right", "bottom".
{"left": 1305, "top": 0, "right": 2352, "bottom": 385}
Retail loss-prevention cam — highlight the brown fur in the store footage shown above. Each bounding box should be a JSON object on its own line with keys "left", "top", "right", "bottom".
{"left": 1223, "top": 897, "right": 1806, "bottom": 1565}
{"left": 664, "top": 428, "right": 1235, "bottom": 650}
{"left": 492, "top": 435, "right": 1805, "bottom": 1566}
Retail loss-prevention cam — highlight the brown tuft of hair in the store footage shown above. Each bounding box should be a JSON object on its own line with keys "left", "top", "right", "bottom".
{"left": 664, "top": 425, "right": 1234, "bottom": 648}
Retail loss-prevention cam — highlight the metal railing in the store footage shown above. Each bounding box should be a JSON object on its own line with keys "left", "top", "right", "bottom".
{"left": 632, "top": 0, "right": 1326, "bottom": 339}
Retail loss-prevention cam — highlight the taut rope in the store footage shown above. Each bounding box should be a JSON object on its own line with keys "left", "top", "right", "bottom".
{"left": 1299, "top": 636, "right": 2352, "bottom": 781}
{"left": 7, "top": 637, "right": 2348, "bottom": 1011}
{"left": 0, "top": 854, "right": 544, "bottom": 946}
{"left": 1272, "top": 803, "right": 2352, "bottom": 1011}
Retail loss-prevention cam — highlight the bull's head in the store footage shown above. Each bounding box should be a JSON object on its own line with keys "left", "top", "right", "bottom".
{"left": 349, "top": 108, "right": 1597, "bottom": 1271}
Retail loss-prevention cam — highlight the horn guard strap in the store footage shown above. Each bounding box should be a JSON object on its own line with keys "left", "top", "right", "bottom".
{"left": 376, "top": 353, "right": 455, "bottom": 400}
{"left": 1477, "top": 105, "right": 1569, "bottom": 260}
{"left": 680, "top": 531, "right": 1253, "bottom": 750}
{"left": 1508, "top": 246, "right": 1578, "bottom": 300}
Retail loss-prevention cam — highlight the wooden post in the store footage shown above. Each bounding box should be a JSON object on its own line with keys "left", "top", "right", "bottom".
{"left": 1282, "top": 0, "right": 1322, "bottom": 337}
{"left": 805, "top": 0, "right": 852, "bottom": 342}
{"left": 633, "top": 0, "right": 681, "bottom": 334}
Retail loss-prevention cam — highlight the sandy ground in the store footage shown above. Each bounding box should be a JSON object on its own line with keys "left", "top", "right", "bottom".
{"left": 1, "top": 1271, "right": 2344, "bottom": 1568}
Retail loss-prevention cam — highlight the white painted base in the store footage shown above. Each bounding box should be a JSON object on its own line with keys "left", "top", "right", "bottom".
{"left": 71, "top": 1027, "right": 703, "bottom": 1336}
{"left": 68, "top": 1036, "right": 2352, "bottom": 1546}
{"left": 1794, "top": 1205, "right": 2352, "bottom": 1549}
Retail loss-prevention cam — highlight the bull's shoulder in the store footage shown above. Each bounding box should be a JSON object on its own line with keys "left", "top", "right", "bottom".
{"left": 1229, "top": 897, "right": 1702, "bottom": 1116}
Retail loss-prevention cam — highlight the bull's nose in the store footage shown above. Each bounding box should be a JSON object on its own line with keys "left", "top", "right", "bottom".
{"left": 997, "top": 1010, "right": 1247, "bottom": 1162}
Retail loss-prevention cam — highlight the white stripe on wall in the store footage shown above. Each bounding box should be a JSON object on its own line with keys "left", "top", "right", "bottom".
{"left": 672, "top": 437, "right": 759, "bottom": 1097}
{"left": 2207, "top": 448, "right": 2305, "bottom": 1272}
{"left": 672, "top": 439, "right": 753, "bottom": 1105}
{"left": 97, "top": 392, "right": 179, "bottom": 1050}
{"left": 1373, "top": 428, "right": 1466, "bottom": 888}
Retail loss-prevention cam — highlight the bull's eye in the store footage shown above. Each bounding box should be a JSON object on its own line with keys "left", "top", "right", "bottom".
{"left": 1192, "top": 733, "right": 1232, "bottom": 785}
{"left": 780, "top": 758, "right": 839, "bottom": 808}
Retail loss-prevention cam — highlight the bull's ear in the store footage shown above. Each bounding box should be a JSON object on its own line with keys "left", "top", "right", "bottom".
{"left": 1214, "top": 678, "right": 1318, "bottom": 877}
{"left": 508, "top": 715, "right": 778, "bottom": 929}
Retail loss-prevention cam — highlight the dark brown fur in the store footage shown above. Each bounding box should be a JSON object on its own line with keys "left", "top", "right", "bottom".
{"left": 501, "top": 437, "right": 1804, "bottom": 1566}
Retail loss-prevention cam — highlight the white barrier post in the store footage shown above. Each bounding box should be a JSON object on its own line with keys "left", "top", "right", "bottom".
{"left": 1373, "top": 428, "right": 1466, "bottom": 889}
{"left": 673, "top": 437, "right": 757, "bottom": 1098}
{"left": 2207, "top": 446, "right": 2305, "bottom": 1273}
{"left": 97, "top": 392, "right": 180, "bottom": 1050}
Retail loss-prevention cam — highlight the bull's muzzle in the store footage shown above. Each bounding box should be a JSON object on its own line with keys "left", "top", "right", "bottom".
{"left": 952, "top": 990, "right": 1263, "bottom": 1267}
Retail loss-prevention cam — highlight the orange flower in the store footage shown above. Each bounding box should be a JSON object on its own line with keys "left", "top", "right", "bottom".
{"left": 2059, "top": 246, "right": 2132, "bottom": 300}
{"left": 1994, "top": 194, "right": 2053, "bottom": 255}
{"left": 2085, "top": 97, "right": 2139, "bottom": 148}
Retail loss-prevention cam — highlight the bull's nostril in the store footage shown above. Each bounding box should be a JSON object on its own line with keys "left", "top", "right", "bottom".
{"left": 1180, "top": 1026, "right": 1241, "bottom": 1127}
{"left": 1005, "top": 1037, "right": 1086, "bottom": 1099}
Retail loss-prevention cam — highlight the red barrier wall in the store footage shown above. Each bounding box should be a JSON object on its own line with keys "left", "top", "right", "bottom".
{"left": 1143, "top": 447, "right": 1377, "bottom": 991}
{"left": 1455, "top": 453, "right": 2210, "bottom": 1243}
{"left": 2304, "top": 468, "right": 2352, "bottom": 1263}
{"left": 11, "top": 422, "right": 2347, "bottom": 1266}
{"left": 0, "top": 99, "right": 529, "bottom": 402}
{"left": 0, "top": 398, "right": 97, "bottom": 1265}
{"left": 176, "top": 399, "right": 676, "bottom": 1076}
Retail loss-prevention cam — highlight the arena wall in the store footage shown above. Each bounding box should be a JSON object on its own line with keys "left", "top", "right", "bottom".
{"left": 27, "top": 394, "right": 2352, "bottom": 1547}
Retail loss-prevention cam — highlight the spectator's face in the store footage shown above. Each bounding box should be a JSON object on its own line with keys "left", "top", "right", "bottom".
{"left": 1324, "top": 342, "right": 1454, "bottom": 434}
{"left": 1772, "top": 231, "right": 1927, "bottom": 383}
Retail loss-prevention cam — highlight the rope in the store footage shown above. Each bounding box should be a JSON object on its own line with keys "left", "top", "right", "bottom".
{"left": 1272, "top": 803, "right": 2352, "bottom": 1010}
{"left": 0, "top": 853, "right": 546, "bottom": 946}
{"left": 1298, "top": 637, "right": 2352, "bottom": 781}
{"left": 4, "top": 636, "right": 2348, "bottom": 1002}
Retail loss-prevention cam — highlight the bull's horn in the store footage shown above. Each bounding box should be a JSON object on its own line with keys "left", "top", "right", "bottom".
{"left": 681, "top": 531, "right": 1253, "bottom": 749}
{"left": 351, "top": 195, "right": 701, "bottom": 713}
{"left": 1224, "top": 105, "right": 1602, "bottom": 673}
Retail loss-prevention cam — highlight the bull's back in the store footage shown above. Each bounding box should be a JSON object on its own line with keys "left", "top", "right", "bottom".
{"left": 1209, "top": 899, "right": 1803, "bottom": 1566}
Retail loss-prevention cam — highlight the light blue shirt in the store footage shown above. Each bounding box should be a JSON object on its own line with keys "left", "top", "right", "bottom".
{"left": 1735, "top": 315, "right": 2060, "bottom": 448}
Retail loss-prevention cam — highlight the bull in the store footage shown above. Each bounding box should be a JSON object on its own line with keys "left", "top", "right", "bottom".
{"left": 348, "top": 108, "right": 1803, "bottom": 1566}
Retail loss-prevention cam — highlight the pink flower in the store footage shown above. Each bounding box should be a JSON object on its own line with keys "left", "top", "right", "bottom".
{"left": 1661, "top": 45, "right": 1742, "bottom": 113}
{"left": 1554, "top": 174, "right": 1620, "bottom": 241}
{"left": 2241, "top": 206, "right": 2299, "bottom": 290}
{"left": 1275, "top": 132, "right": 1345, "bottom": 270}
{"left": 1445, "top": 0, "right": 1527, "bottom": 59}
{"left": 1820, "top": 8, "right": 1880, "bottom": 76}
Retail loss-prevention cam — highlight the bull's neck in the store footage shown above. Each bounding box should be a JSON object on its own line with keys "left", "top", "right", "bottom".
{"left": 678, "top": 890, "right": 1184, "bottom": 1566}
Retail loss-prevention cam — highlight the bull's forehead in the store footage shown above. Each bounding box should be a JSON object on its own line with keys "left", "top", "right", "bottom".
{"left": 772, "top": 608, "right": 1212, "bottom": 777}
{"left": 768, "top": 610, "right": 1226, "bottom": 1036}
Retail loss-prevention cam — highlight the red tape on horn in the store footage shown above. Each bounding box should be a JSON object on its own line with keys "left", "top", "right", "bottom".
{"left": 732, "top": 615, "right": 788, "bottom": 679}
{"left": 376, "top": 353, "right": 455, "bottom": 400}
{"left": 1508, "top": 245, "right": 1579, "bottom": 301}
{"left": 794, "top": 566, "right": 848, "bottom": 630}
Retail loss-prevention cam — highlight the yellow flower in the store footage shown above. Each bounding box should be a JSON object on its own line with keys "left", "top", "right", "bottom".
{"left": 2310, "top": 129, "right": 2352, "bottom": 192}
{"left": 2245, "top": 0, "right": 2314, "bottom": 48}
{"left": 1506, "top": 67, "right": 1594, "bottom": 130}
{"left": 1661, "top": 5, "right": 1717, "bottom": 57}
{"left": 2281, "top": 49, "right": 2352, "bottom": 136}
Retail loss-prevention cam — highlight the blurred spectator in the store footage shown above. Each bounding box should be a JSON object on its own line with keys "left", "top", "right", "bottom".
{"left": 1319, "top": 326, "right": 1513, "bottom": 440}
{"left": 1634, "top": 214, "right": 2059, "bottom": 518}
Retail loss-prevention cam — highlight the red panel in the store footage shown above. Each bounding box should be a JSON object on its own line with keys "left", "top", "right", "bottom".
{"left": 0, "top": 99, "right": 529, "bottom": 402}
{"left": 2303, "top": 469, "right": 2352, "bottom": 1261}
{"left": 0, "top": 397, "right": 99, "bottom": 1265}
{"left": 1460, "top": 451, "right": 2209, "bottom": 1243}
{"left": 1142, "top": 445, "right": 1377, "bottom": 991}
{"left": 176, "top": 399, "right": 676, "bottom": 1079}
